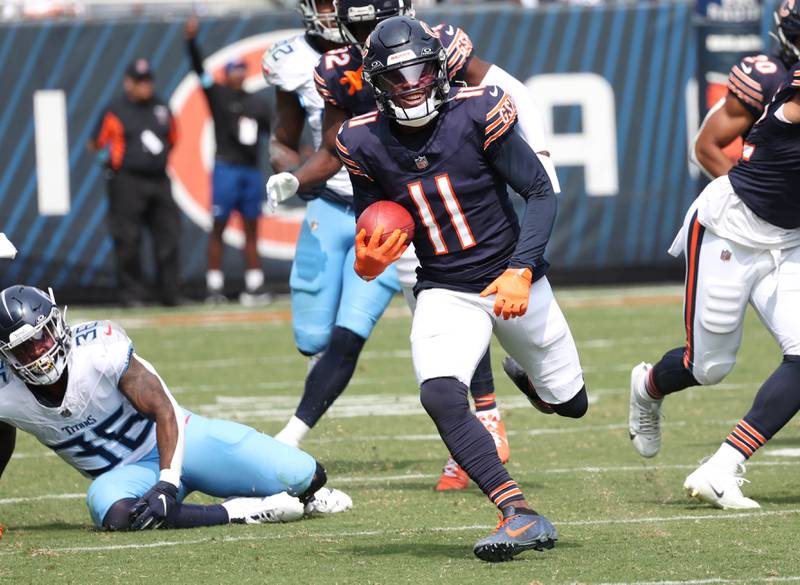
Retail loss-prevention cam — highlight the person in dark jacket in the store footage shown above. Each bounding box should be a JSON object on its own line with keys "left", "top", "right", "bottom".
{"left": 90, "top": 58, "right": 181, "bottom": 308}
{"left": 185, "top": 17, "right": 272, "bottom": 305}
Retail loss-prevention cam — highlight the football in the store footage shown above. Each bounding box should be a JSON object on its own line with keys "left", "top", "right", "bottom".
{"left": 356, "top": 201, "right": 415, "bottom": 246}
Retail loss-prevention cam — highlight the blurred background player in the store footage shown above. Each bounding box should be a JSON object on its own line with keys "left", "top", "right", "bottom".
{"left": 89, "top": 59, "right": 181, "bottom": 308}
{"left": 0, "top": 285, "right": 351, "bottom": 531}
{"left": 629, "top": 57, "right": 800, "bottom": 509}
{"left": 693, "top": 2, "right": 800, "bottom": 178}
{"left": 266, "top": 0, "right": 559, "bottom": 491}
{"left": 261, "top": 0, "right": 404, "bottom": 460}
{"left": 340, "top": 17, "right": 588, "bottom": 560}
{"left": 185, "top": 17, "right": 273, "bottom": 305}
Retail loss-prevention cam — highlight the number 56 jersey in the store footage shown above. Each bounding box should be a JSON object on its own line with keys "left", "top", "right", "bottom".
{"left": 338, "top": 85, "right": 539, "bottom": 295}
{"left": 0, "top": 321, "right": 157, "bottom": 478}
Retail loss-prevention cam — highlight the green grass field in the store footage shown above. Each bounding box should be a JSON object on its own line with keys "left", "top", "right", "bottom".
{"left": 1, "top": 285, "right": 798, "bottom": 585}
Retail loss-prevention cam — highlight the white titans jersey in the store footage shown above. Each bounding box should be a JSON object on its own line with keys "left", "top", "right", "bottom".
{"left": 0, "top": 320, "right": 157, "bottom": 479}
{"left": 262, "top": 34, "right": 353, "bottom": 198}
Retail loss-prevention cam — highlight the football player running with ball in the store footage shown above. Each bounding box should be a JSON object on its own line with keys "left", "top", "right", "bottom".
{"left": 336, "top": 17, "right": 588, "bottom": 561}
{"left": 266, "top": 0, "right": 561, "bottom": 493}
{"left": 0, "top": 286, "right": 351, "bottom": 531}
{"left": 628, "top": 59, "right": 800, "bottom": 509}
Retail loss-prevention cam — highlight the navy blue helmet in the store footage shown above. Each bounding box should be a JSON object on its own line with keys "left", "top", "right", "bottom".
{"left": 335, "top": 0, "right": 414, "bottom": 48}
{"left": 773, "top": 0, "right": 800, "bottom": 66}
{"left": 0, "top": 285, "right": 71, "bottom": 385}
{"left": 362, "top": 16, "right": 449, "bottom": 127}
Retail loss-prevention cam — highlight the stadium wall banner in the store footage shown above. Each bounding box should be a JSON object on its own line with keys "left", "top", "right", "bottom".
{"left": 0, "top": 4, "right": 773, "bottom": 299}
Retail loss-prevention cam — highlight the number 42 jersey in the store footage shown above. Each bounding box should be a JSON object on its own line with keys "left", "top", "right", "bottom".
{"left": 0, "top": 321, "right": 157, "bottom": 478}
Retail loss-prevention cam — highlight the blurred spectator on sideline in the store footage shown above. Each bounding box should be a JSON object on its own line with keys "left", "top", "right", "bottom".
{"left": 89, "top": 59, "right": 182, "bottom": 308}
{"left": 185, "top": 16, "right": 273, "bottom": 306}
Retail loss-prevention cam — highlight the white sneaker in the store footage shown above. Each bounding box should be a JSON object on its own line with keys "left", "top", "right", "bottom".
{"left": 223, "top": 492, "right": 305, "bottom": 524}
{"left": 683, "top": 459, "right": 760, "bottom": 510}
{"left": 628, "top": 362, "right": 662, "bottom": 458}
{"left": 304, "top": 487, "right": 353, "bottom": 515}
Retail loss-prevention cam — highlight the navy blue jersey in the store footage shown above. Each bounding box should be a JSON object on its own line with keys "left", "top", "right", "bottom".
{"left": 727, "top": 54, "right": 788, "bottom": 121}
{"left": 314, "top": 22, "right": 474, "bottom": 117}
{"left": 729, "top": 65, "right": 800, "bottom": 229}
{"left": 337, "top": 85, "right": 555, "bottom": 294}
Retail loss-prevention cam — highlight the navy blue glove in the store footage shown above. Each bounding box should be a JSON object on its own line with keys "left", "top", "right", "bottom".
{"left": 130, "top": 481, "right": 179, "bottom": 530}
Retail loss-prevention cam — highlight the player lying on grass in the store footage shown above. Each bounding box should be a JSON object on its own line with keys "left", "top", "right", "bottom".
{"left": 0, "top": 285, "right": 351, "bottom": 530}
{"left": 628, "top": 57, "right": 800, "bottom": 509}
{"left": 338, "top": 17, "right": 589, "bottom": 561}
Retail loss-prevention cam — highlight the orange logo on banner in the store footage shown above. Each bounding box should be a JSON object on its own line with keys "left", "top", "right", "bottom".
{"left": 168, "top": 31, "right": 305, "bottom": 259}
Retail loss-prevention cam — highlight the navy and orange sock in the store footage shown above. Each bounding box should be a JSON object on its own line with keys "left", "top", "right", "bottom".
{"left": 489, "top": 481, "right": 525, "bottom": 509}
{"left": 474, "top": 393, "right": 497, "bottom": 413}
{"left": 724, "top": 419, "right": 768, "bottom": 459}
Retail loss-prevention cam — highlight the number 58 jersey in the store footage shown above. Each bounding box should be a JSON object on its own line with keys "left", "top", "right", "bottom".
{"left": 0, "top": 321, "right": 157, "bottom": 478}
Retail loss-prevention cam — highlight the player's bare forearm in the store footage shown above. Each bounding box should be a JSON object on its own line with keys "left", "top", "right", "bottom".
{"left": 294, "top": 146, "right": 342, "bottom": 191}
{"left": 270, "top": 89, "right": 305, "bottom": 172}
{"left": 784, "top": 91, "right": 800, "bottom": 123}
{"left": 118, "top": 356, "right": 179, "bottom": 473}
{"left": 292, "top": 101, "right": 349, "bottom": 190}
{"left": 0, "top": 422, "right": 16, "bottom": 480}
{"left": 695, "top": 95, "right": 755, "bottom": 178}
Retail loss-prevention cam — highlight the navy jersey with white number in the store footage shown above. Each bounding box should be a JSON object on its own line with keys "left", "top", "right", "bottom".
{"left": 338, "top": 85, "right": 552, "bottom": 294}
{"left": 314, "top": 23, "right": 474, "bottom": 117}
{"left": 728, "top": 65, "right": 800, "bottom": 229}
{"left": 727, "top": 54, "right": 788, "bottom": 121}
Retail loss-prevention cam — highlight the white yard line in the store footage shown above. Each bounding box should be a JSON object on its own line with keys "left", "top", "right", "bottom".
{"left": 1, "top": 508, "right": 797, "bottom": 557}
{"left": 598, "top": 577, "right": 800, "bottom": 585}
{"left": 0, "top": 493, "right": 84, "bottom": 505}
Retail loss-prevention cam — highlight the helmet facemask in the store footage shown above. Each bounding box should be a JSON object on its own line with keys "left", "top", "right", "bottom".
{"left": 335, "top": 0, "right": 415, "bottom": 50}
{"left": 0, "top": 305, "right": 71, "bottom": 386}
{"left": 300, "top": 0, "right": 345, "bottom": 44}
{"left": 365, "top": 50, "right": 449, "bottom": 127}
{"left": 771, "top": 2, "right": 800, "bottom": 66}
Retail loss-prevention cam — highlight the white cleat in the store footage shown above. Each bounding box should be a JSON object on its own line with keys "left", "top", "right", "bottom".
{"left": 304, "top": 487, "right": 353, "bottom": 516}
{"left": 223, "top": 492, "right": 305, "bottom": 524}
{"left": 683, "top": 459, "right": 760, "bottom": 510}
{"left": 628, "top": 362, "right": 662, "bottom": 458}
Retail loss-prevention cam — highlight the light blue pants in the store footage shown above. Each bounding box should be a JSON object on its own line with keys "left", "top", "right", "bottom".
{"left": 290, "top": 198, "right": 400, "bottom": 355}
{"left": 86, "top": 413, "right": 317, "bottom": 528}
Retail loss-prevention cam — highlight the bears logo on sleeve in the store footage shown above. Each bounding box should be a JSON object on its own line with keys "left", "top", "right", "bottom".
{"left": 483, "top": 88, "right": 518, "bottom": 151}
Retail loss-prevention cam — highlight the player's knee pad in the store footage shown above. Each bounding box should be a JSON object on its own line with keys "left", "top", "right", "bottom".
{"left": 699, "top": 279, "right": 747, "bottom": 335}
{"left": 295, "top": 327, "right": 333, "bottom": 357}
{"left": 551, "top": 386, "right": 588, "bottom": 419}
{"left": 298, "top": 462, "right": 328, "bottom": 504}
{"left": 420, "top": 377, "right": 470, "bottom": 422}
{"left": 101, "top": 498, "right": 139, "bottom": 531}
{"left": 691, "top": 352, "right": 736, "bottom": 386}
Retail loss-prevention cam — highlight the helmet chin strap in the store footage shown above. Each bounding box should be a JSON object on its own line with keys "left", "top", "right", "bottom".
{"left": 391, "top": 96, "right": 441, "bottom": 127}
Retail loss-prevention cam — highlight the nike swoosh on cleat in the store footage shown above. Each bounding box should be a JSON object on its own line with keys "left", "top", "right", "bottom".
{"left": 505, "top": 520, "right": 538, "bottom": 538}
{"left": 711, "top": 486, "right": 724, "bottom": 498}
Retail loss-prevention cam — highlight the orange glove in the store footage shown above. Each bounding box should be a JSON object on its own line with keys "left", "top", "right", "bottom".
{"left": 354, "top": 225, "right": 408, "bottom": 281}
{"left": 480, "top": 268, "right": 533, "bottom": 320}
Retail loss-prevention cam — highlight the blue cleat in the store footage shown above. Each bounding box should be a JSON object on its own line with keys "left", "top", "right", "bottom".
{"left": 473, "top": 506, "right": 557, "bottom": 562}
{"left": 502, "top": 357, "right": 555, "bottom": 415}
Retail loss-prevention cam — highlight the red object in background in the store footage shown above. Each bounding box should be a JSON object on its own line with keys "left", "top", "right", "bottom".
{"left": 357, "top": 201, "right": 416, "bottom": 246}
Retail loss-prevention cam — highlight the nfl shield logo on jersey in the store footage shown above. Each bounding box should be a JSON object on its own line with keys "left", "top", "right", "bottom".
{"left": 415, "top": 155, "right": 429, "bottom": 170}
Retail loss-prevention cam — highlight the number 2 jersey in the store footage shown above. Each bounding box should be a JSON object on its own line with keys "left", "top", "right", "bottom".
{"left": 337, "top": 85, "right": 555, "bottom": 294}
{"left": 262, "top": 33, "right": 353, "bottom": 202}
{"left": 0, "top": 321, "right": 157, "bottom": 479}
{"left": 728, "top": 64, "right": 800, "bottom": 229}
